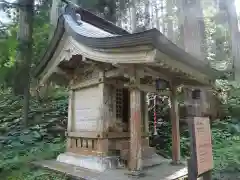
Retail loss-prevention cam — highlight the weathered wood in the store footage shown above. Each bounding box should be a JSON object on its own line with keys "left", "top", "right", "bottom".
{"left": 96, "top": 70, "right": 110, "bottom": 155}
{"left": 105, "top": 69, "right": 124, "bottom": 78}
{"left": 67, "top": 90, "right": 75, "bottom": 149}
{"left": 98, "top": 70, "right": 106, "bottom": 132}
{"left": 141, "top": 92, "right": 149, "bottom": 134}
{"left": 71, "top": 78, "right": 102, "bottom": 90}
{"left": 67, "top": 131, "right": 101, "bottom": 138}
{"left": 143, "top": 67, "right": 170, "bottom": 81}
{"left": 73, "top": 86, "right": 101, "bottom": 132}
{"left": 106, "top": 132, "right": 148, "bottom": 139}
{"left": 129, "top": 67, "right": 143, "bottom": 172}
{"left": 185, "top": 87, "right": 213, "bottom": 180}
{"left": 63, "top": 132, "right": 148, "bottom": 140}
{"left": 154, "top": 51, "right": 211, "bottom": 86}
{"left": 137, "top": 84, "right": 170, "bottom": 95}
{"left": 69, "top": 36, "right": 156, "bottom": 64}
{"left": 96, "top": 139, "right": 109, "bottom": 155}
{"left": 67, "top": 90, "right": 74, "bottom": 132}
{"left": 169, "top": 84, "right": 181, "bottom": 164}
{"left": 188, "top": 118, "right": 213, "bottom": 180}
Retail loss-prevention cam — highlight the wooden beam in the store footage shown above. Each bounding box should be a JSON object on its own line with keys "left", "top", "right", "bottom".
{"left": 71, "top": 78, "right": 101, "bottom": 90}
{"left": 67, "top": 131, "right": 101, "bottom": 138}
{"left": 138, "top": 84, "right": 170, "bottom": 95}
{"left": 105, "top": 69, "right": 124, "bottom": 78}
{"left": 183, "top": 85, "right": 212, "bottom": 89}
{"left": 169, "top": 83, "right": 181, "bottom": 164}
{"left": 129, "top": 67, "right": 143, "bottom": 172}
{"left": 143, "top": 67, "right": 170, "bottom": 81}
{"left": 173, "top": 77, "right": 211, "bottom": 87}
{"left": 124, "top": 83, "right": 170, "bottom": 95}
{"left": 67, "top": 131, "right": 149, "bottom": 139}
{"left": 54, "top": 67, "right": 68, "bottom": 76}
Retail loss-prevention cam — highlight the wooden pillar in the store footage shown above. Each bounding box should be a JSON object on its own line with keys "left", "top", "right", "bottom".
{"left": 185, "top": 87, "right": 212, "bottom": 180}
{"left": 97, "top": 70, "right": 109, "bottom": 155}
{"left": 129, "top": 69, "right": 142, "bottom": 172}
{"left": 144, "top": 92, "right": 149, "bottom": 135}
{"left": 67, "top": 90, "right": 75, "bottom": 149}
{"left": 169, "top": 84, "right": 181, "bottom": 164}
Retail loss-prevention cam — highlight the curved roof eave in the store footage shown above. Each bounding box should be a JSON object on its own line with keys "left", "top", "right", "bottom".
{"left": 34, "top": 4, "right": 222, "bottom": 81}
{"left": 33, "top": 4, "right": 130, "bottom": 78}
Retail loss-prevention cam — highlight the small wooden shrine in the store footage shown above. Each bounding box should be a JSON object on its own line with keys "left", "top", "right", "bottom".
{"left": 34, "top": 2, "right": 221, "bottom": 179}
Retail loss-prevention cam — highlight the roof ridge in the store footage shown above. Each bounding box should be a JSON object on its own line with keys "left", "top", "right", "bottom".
{"left": 62, "top": 1, "right": 129, "bottom": 35}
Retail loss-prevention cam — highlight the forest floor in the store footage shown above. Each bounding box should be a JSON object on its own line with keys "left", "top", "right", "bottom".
{"left": 0, "top": 91, "right": 239, "bottom": 180}
{"left": 0, "top": 91, "right": 68, "bottom": 180}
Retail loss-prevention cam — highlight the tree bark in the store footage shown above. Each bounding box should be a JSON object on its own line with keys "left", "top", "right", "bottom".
{"left": 181, "top": 0, "right": 209, "bottom": 117}
{"left": 166, "top": 0, "right": 174, "bottom": 41}
{"left": 176, "top": 0, "right": 185, "bottom": 50}
{"left": 49, "top": 0, "right": 62, "bottom": 39}
{"left": 130, "top": 0, "right": 137, "bottom": 33}
{"left": 224, "top": 0, "right": 240, "bottom": 81}
{"left": 181, "top": 0, "right": 206, "bottom": 61}
{"left": 154, "top": 2, "right": 160, "bottom": 30}
{"left": 144, "top": 0, "right": 150, "bottom": 30}
{"left": 14, "top": 0, "right": 34, "bottom": 127}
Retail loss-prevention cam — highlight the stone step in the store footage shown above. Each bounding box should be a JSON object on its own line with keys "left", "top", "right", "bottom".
{"left": 120, "top": 146, "right": 156, "bottom": 160}
{"left": 115, "top": 139, "right": 149, "bottom": 150}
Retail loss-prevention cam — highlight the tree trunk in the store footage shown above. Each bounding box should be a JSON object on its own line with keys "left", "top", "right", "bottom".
{"left": 181, "top": 0, "right": 210, "bottom": 117}
{"left": 224, "top": 0, "right": 240, "bottom": 81}
{"left": 176, "top": 0, "right": 185, "bottom": 49}
{"left": 166, "top": 0, "right": 174, "bottom": 41}
{"left": 49, "top": 0, "right": 62, "bottom": 39}
{"left": 144, "top": 0, "right": 150, "bottom": 30}
{"left": 14, "top": 0, "right": 34, "bottom": 127}
{"left": 130, "top": 0, "right": 137, "bottom": 33}
{"left": 154, "top": 3, "right": 160, "bottom": 30}
{"left": 181, "top": 0, "right": 206, "bottom": 61}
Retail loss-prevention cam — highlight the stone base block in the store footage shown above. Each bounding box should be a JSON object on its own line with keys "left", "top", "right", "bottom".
{"left": 57, "top": 152, "right": 121, "bottom": 172}
{"left": 142, "top": 153, "right": 169, "bottom": 168}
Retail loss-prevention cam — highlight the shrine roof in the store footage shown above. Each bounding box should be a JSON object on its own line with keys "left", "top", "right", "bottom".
{"left": 34, "top": 3, "right": 222, "bottom": 80}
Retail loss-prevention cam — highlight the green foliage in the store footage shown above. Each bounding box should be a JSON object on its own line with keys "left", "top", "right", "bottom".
{"left": 150, "top": 90, "right": 240, "bottom": 179}
{"left": 0, "top": 1, "right": 51, "bottom": 90}
{"left": 0, "top": 91, "right": 68, "bottom": 180}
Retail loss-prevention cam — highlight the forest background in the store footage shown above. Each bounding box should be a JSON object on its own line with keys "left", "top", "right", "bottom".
{"left": 0, "top": 0, "right": 239, "bottom": 179}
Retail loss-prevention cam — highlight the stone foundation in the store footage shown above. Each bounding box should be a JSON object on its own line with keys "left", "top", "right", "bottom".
{"left": 142, "top": 153, "right": 169, "bottom": 168}
{"left": 57, "top": 152, "right": 121, "bottom": 172}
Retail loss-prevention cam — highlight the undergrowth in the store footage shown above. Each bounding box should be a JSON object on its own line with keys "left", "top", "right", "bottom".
{"left": 149, "top": 96, "right": 240, "bottom": 180}
{"left": 0, "top": 90, "right": 68, "bottom": 180}
{"left": 0, "top": 89, "right": 239, "bottom": 180}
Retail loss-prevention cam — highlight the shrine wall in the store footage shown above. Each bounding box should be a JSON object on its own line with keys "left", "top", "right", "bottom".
{"left": 73, "top": 85, "right": 102, "bottom": 132}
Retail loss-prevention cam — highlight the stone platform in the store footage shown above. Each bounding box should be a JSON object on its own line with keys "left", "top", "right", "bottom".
{"left": 33, "top": 159, "right": 189, "bottom": 180}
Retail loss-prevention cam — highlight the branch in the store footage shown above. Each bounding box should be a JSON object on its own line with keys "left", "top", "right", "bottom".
{"left": 61, "top": 0, "right": 79, "bottom": 8}
{"left": 0, "top": 21, "right": 8, "bottom": 30}
{"left": 0, "top": 0, "right": 34, "bottom": 9}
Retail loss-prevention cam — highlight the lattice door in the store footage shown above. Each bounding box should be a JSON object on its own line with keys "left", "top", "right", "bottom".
{"left": 115, "top": 88, "right": 123, "bottom": 121}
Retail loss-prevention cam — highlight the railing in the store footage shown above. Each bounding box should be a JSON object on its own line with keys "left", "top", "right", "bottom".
{"left": 66, "top": 131, "right": 150, "bottom": 156}
{"left": 67, "top": 137, "right": 100, "bottom": 156}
